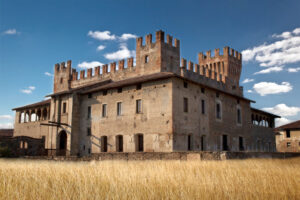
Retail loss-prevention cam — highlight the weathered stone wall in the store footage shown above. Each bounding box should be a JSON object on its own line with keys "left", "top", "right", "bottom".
{"left": 276, "top": 130, "right": 300, "bottom": 152}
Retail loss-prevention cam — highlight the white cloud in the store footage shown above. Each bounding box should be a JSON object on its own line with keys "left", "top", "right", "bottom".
{"left": 20, "top": 86, "right": 36, "bottom": 94}
{"left": 254, "top": 66, "right": 283, "bottom": 74}
{"left": 87, "top": 30, "right": 116, "bottom": 41}
{"left": 77, "top": 61, "right": 104, "bottom": 69}
{"left": 275, "top": 117, "right": 291, "bottom": 127}
{"left": 0, "top": 115, "right": 13, "bottom": 120}
{"left": 287, "top": 67, "right": 300, "bottom": 73}
{"left": 44, "top": 72, "right": 53, "bottom": 76}
{"left": 242, "top": 78, "right": 254, "bottom": 84}
{"left": 242, "top": 27, "right": 300, "bottom": 68}
{"left": 104, "top": 44, "right": 135, "bottom": 60}
{"left": 3, "top": 29, "right": 18, "bottom": 35}
{"left": 119, "top": 33, "right": 137, "bottom": 41}
{"left": 96, "top": 45, "right": 106, "bottom": 51}
{"left": 247, "top": 90, "right": 253, "bottom": 93}
{"left": 0, "top": 123, "right": 13, "bottom": 129}
{"left": 262, "top": 104, "right": 300, "bottom": 117}
{"left": 253, "top": 82, "right": 292, "bottom": 96}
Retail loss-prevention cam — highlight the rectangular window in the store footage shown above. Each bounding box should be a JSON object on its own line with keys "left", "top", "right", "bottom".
{"left": 201, "top": 87, "right": 205, "bottom": 94}
{"left": 117, "top": 102, "right": 122, "bottom": 116}
{"left": 216, "top": 92, "right": 220, "bottom": 98}
{"left": 286, "top": 130, "right": 290, "bottom": 138}
{"left": 216, "top": 103, "right": 221, "bottom": 119}
{"left": 88, "top": 93, "right": 92, "bottom": 98}
{"left": 103, "top": 90, "right": 107, "bottom": 96}
{"left": 201, "top": 100, "right": 205, "bottom": 114}
{"left": 62, "top": 102, "right": 67, "bottom": 113}
{"left": 239, "top": 137, "right": 244, "bottom": 151}
{"left": 136, "top": 134, "right": 144, "bottom": 152}
{"left": 145, "top": 55, "right": 149, "bottom": 63}
{"left": 116, "top": 135, "right": 123, "bottom": 152}
{"left": 184, "top": 98, "right": 188, "bottom": 113}
{"left": 102, "top": 104, "right": 107, "bottom": 117}
{"left": 136, "top": 84, "right": 142, "bottom": 90}
{"left": 287, "top": 142, "right": 291, "bottom": 147}
{"left": 188, "top": 135, "right": 192, "bottom": 151}
{"left": 117, "top": 88, "right": 122, "bottom": 93}
{"left": 87, "top": 127, "right": 91, "bottom": 136}
{"left": 184, "top": 81, "right": 188, "bottom": 88}
{"left": 222, "top": 135, "right": 228, "bottom": 151}
{"left": 87, "top": 106, "right": 91, "bottom": 119}
{"left": 136, "top": 99, "right": 142, "bottom": 113}
{"left": 101, "top": 136, "right": 108, "bottom": 152}
{"left": 237, "top": 108, "right": 241, "bottom": 124}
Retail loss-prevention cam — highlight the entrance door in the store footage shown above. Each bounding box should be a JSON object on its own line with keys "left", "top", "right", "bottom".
{"left": 136, "top": 134, "right": 144, "bottom": 152}
{"left": 222, "top": 135, "right": 229, "bottom": 151}
{"left": 201, "top": 135, "right": 206, "bottom": 151}
{"left": 58, "top": 131, "right": 67, "bottom": 156}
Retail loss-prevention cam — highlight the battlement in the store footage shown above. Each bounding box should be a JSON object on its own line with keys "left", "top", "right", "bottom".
{"left": 136, "top": 30, "right": 180, "bottom": 49}
{"left": 198, "top": 47, "right": 242, "bottom": 61}
{"left": 54, "top": 60, "right": 72, "bottom": 73}
{"left": 71, "top": 57, "right": 135, "bottom": 81}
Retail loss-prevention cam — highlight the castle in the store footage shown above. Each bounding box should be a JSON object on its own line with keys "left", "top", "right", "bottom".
{"left": 12, "top": 30, "right": 279, "bottom": 156}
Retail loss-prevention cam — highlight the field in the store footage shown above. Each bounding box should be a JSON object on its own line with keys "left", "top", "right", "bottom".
{"left": 0, "top": 158, "right": 299, "bottom": 200}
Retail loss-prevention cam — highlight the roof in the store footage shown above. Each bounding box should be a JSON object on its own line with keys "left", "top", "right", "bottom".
{"left": 274, "top": 120, "right": 300, "bottom": 131}
{"left": 251, "top": 107, "right": 281, "bottom": 118}
{"left": 0, "top": 129, "right": 13, "bottom": 137}
{"left": 12, "top": 99, "right": 51, "bottom": 111}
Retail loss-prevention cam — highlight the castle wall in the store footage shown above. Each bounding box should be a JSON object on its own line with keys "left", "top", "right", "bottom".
{"left": 276, "top": 130, "right": 300, "bottom": 152}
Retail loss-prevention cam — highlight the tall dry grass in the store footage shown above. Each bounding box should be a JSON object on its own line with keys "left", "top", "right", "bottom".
{"left": 0, "top": 158, "right": 299, "bottom": 200}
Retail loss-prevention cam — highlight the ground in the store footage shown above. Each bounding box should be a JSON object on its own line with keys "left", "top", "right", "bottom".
{"left": 0, "top": 158, "right": 299, "bottom": 199}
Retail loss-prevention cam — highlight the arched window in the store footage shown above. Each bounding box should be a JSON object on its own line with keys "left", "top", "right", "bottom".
{"left": 42, "top": 108, "right": 48, "bottom": 120}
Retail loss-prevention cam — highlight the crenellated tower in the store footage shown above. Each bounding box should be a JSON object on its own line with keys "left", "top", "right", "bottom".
{"left": 53, "top": 60, "right": 72, "bottom": 93}
{"left": 135, "top": 30, "right": 180, "bottom": 75}
{"left": 198, "top": 47, "right": 242, "bottom": 89}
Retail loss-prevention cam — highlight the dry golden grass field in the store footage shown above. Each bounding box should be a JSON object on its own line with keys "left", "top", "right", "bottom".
{"left": 0, "top": 158, "right": 299, "bottom": 200}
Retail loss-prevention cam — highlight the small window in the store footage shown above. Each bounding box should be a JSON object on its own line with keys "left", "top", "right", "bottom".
{"left": 184, "top": 82, "right": 188, "bottom": 88}
{"left": 117, "top": 88, "right": 122, "bottom": 93}
{"left": 239, "top": 137, "right": 244, "bottom": 151}
{"left": 87, "top": 127, "right": 91, "bottom": 136}
{"left": 237, "top": 99, "right": 240, "bottom": 104}
{"left": 187, "top": 135, "right": 192, "bottom": 151}
{"left": 117, "top": 102, "right": 122, "bottom": 116}
{"left": 201, "top": 100, "right": 205, "bottom": 114}
{"left": 216, "top": 103, "right": 221, "bottom": 119}
{"left": 83, "top": 145, "right": 85, "bottom": 150}
{"left": 88, "top": 148, "right": 91, "bottom": 154}
{"left": 287, "top": 142, "right": 291, "bottom": 147}
{"left": 60, "top": 78, "right": 63, "bottom": 84}
{"left": 103, "top": 90, "right": 107, "bottom": 96}
{"left": 88, "top": 93, "right": 92, "bottom": 98}
{"left": 62, "top": 102, "right": 67, "bottom": 114}
{"left": 184, "top": 98, "right": 188, "bottom": 113}
{"left": 87, "top": 106, "right": 91, "bottom": 119}
{"left": 216, "top": 92, "right": 220, "bottom": 98}
{"left": 136, "top": 84, "right": 142, "bottom": 90}
{"left": 101, "top": 136, "right": 108, "bottom": 152}
{"left": 102, "top": 104, "right": 107, "bottom": 117}
{"left": 237, "top": 108, "right": 241, "bottom": 124}
{"left": 136, "top": 99, "right": 142, "bottom": 113}
{"left": 145, "top": 55, "right": 149, "bottom": 63}
{"left": 286, "top": 130, "right": 290, "bottom": 138}
{"left": 201, "top": 88, "right": 205, "bottom": 94}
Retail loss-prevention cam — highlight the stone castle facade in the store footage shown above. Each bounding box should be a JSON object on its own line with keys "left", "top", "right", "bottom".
{"left": 12, "top": 30, "right": 279, "bottom": 156}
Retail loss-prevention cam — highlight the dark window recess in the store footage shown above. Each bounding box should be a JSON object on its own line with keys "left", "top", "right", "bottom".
{"left": 237, "top": 109, "right": 241, "bottom": 124}
{"left": 239, "top": 137, "right": 244, "bottom": 151}
{"left": 287, "top": 142, "right": 291, "bottom": 147}
{"left": 184, "top": 82, "right": 188, "bottom": 88}
{"left": 87, "top": 128, "right": 91, "bottom": 136}
{"left": 116, "top": 135, "right": 123, "bottom": 152}
{"left": 87, "top": 106, "right": 91, "bottom": 119}
{"left": 222, "top": 135, "right": 229, "bottom": 151}
{"left": 201, "top": 88, "right": 205, "bottom": 94}
{"left": 60, "top": 78, "right": 63, "bottom": 84}
{"left": 201, "top": 135, "right": 205, "bottom": 151}
{"left": 184, "top": 98, "right": 188, "bottom": 113}
{"left": 103, "top": 90, "right": 107, "bottom": 96}
{"left": 136, "top": 99, "right": 142, "bottom": 113}
{"left": 83, "top": 145, "right": 85, "bottom": 150}
{"left": 145, "top": 55, "right": 149, "bottom": 63}
{"left": 216, "top": 103, "right": 221, "bottom": 119}
{"left": 137, "top": 134, "right": 144, "bottom": 152}
{"left": 117, "top": 88, "right": 122, "bottom": 93}
{"left": 237, "top": 99, "right": 240, "bottom": 104}
{"left": 117, "top": 102, "right": 122, "bottom": 116}
{"left": 62, "top": 102, "right": 67, "bottom": 113}
{"left": 102, "top": 104, "right": 107, "bottom": 117}
{"left": 201, "top": 100, "right": 205, "bottom": 114}
{"left": 101, "top": 136, "right": 108, "bottom": 152}
{"left": 286, "top": 130, "right": 290, "bottom": 138}
{"left": 188, "top": 135, "right": 192, "bottom": 151}
{"left": 216, "top": 92, "right": 220, "bottom": 98}
{"left": 136, "top": 84, "right": 142, "bottom": 90}
{"left": 88, "top": 93, "right": 92, "bottom": 98}
{"left": 88, "top": 148, "right": 91, "bottom": 154}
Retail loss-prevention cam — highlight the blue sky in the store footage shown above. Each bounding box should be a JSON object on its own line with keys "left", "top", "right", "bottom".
{"left": 1, "top": 0, "right": 300, "bottom": 128}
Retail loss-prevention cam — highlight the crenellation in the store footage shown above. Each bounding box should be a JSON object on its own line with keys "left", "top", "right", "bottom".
{"left": 223, "top": 46, "right": 229, "bottom": 56}
{"left": 118, "top": 60, "right": 125, "bottom": 70}
{"left": 55, "top": 63, "right": 60, "bottom": 72}
{"left": 67, "top": 60, "right": 71, "bottom": 68}
{"left": 230, "top": 48, "right": 235, "bottom": 56}
{"left": 80, "top": 70, "right": 85, "bottom": 79}
{"left": 127, "top": 57, "right": 134, "bottom": 68}
{"left": 181, "top": 58, "right": 187, "bottom": 68}
{"left": 87, "top": 68, "right": 92, "bottom": 78}
{"left": 156, "top": 30, "right": 164, "bottom": 43}
{"left": 110, "top": 62, "right": 116, "bottom": 73}
{"left": 167, "top": 34, "right": 173, "bottom": 46}
{"left": 214, "top": 48, "right": 220, "bottom": 56}
{"left": 174, "top": 38, "right": 180, "bottom": 48}
{"left": 188, "top": 61, "right": 194, "bottom": 71}
{"left": 146, "top": 34, "right": 152, "bottom": 45}
{"left": 60, "top": 62, "right": 66, "bottom": 70}
{"left": 206, "top": 50, "right": 211, "bottom": 58}
{"left": 72, "top": 71, "right": 78, "bottom": 81}
{"left": 195, "top": 64, "right": 199, "bottom": 73}
{"left": 95, "top": 66, "right": 100, "bottom": 76}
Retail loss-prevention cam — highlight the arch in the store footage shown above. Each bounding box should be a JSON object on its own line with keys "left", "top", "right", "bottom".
{"left": 42, "top": 108, "right": 48, "bottom": 120}
{"left": 36, "top": 109, "right": 42, "bottom": 121}
{"left": 25, "top": 111, "right": 30, "bottom": 122}
{"left": 30, "top": 110, "right": 36, "bottom": 122}
{"left": 58, "top": 130, "right": 67, "bottom": 156}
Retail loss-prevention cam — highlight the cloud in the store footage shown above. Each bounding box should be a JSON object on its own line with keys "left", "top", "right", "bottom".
{"left": 77, "top": 61, "right": 104, "bottom": 69}
{"left": 44, "top": 72, "right": 53, "bottom": 76}
{"left": 88, "top": 30, "right": 116, "bottom": 41}
{"left": 96, "top": 45, "right": 106, "bottom": 51}
{"left": 0, "top": 115, "right": 13, "bottom": 120}
{"left": 275, "top": 118, "right": 291, "bottom": 127}
{"left": 0, "top": 123, "right": 13, "bottom": 129}
{"left": 242, "top": 78, "right": 254, "bottom": 84}
{"left": 253, "top": 82, "right": 292, "bottom": 96}
{"left": 104, "top": 44, "right": 135, "bottom": 60}
{"left": 3, "top": 29, "right": 18, "bottom": 35}
{"left": 254, "top": 66, "right": 283, "bottom": 74}
{"left": 287, "top": 67, "right": 300, "bottom": 72}
{"left": 21, "top": 86, "right": 35, "bottom": 94}
{"left": 262, "top": 104, "right": 300, "bottom": 117}
{"left": 247, "top": 90, "right": 253, "bottom": 93}
{"left": 242, "top": 27, "right": 300, "bottom": 68}
{"left": 119, "top": 33, "right": 137, "bottom": 41}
